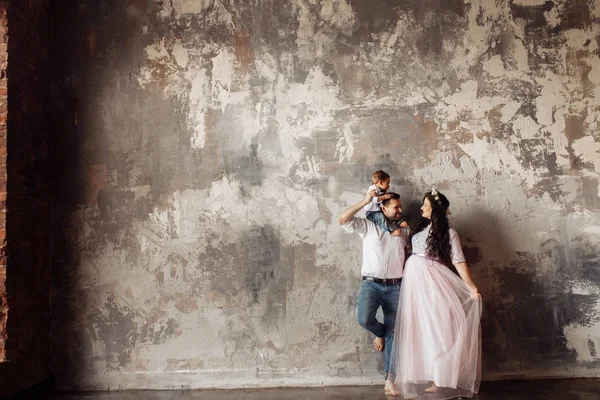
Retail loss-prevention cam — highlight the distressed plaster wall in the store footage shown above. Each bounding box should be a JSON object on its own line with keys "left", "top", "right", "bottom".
{"left": 50, "top": 0, "right": 600, "bottom": 390}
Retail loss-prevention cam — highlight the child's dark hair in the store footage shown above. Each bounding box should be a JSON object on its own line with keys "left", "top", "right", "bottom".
{"left": 371, "top": 170, "right": 390, "bottom": 184}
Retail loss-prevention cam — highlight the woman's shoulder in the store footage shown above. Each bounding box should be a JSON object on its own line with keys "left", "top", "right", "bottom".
{"left": 448, "top": 227, "right": 459, "bottom": 237}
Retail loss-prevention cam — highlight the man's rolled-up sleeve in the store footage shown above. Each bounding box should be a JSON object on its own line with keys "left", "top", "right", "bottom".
{"left": 341, "top": 217, "right": 368, "bottom": 237}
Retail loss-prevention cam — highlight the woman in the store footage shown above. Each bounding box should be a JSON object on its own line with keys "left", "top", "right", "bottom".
{"left": 389, "top": 188, "right": 482, "bottom": 399}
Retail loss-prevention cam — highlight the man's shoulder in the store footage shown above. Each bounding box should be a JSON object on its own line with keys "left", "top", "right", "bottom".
{"left": 353, "top": 216, "right": 375, "bottom": 228}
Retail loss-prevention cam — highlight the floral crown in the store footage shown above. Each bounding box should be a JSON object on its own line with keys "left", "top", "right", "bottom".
{"left": 428, "top": 187, "right": 451, "bottom": 215}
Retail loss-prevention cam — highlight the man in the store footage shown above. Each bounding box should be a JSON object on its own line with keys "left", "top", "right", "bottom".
{"left": 338, "top": 190, "right": 409, "bottom": 396}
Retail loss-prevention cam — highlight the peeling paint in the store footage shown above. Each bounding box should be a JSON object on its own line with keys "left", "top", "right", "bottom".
{"left": 51, "top": 0, "right": 600, "bottom": 390}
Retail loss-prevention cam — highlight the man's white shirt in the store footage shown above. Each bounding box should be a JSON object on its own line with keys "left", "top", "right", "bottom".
{"left": 341, "top": 217, "right": 409, "bottom": 279}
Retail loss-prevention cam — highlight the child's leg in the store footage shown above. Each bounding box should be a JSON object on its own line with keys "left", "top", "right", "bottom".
{"left": 366, "top": 211, "right": 393, "bottom": 232}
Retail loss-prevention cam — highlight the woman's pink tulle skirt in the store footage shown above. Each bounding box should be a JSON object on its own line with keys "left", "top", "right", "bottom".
{"left": 390, "top": 254, "right": 482, "bottom": 399}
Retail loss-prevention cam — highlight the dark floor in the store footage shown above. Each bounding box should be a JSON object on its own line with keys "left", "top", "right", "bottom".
{"left": 11, "top": 379, "right": 600, "bottom": 400}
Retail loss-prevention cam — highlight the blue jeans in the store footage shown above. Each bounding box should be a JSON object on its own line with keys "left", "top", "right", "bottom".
{"left": 357, "top": 279, "right": 401, "bottom": 373}
{"left": 366, "top": 211, "right": 400, "bottom": 233}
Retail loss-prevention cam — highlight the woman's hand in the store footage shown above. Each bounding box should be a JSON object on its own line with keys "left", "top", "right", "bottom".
{"left": 469, "top": 286, "right": 481, "bottom": 299}
{"left": 455, "top": 262, "right": 480, "bottom": 300}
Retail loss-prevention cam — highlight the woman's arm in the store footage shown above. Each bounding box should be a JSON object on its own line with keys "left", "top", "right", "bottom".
{"left": 455, "top": 262, "right": 480, "bottom": 297}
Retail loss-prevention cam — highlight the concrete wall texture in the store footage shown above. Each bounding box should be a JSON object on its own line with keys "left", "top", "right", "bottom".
{"left": 50, "top": 0, "right": 600, "bottom": 390}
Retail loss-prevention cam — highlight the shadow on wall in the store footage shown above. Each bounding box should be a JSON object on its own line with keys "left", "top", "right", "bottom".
{"left": 461, "top": 207, "right": 600, "bottom": 377}
{"left": 46, "top": 0, "right": 600, "bottom": 391}
{"left": 459, "top": 207, "right": 514, "bottom": 376}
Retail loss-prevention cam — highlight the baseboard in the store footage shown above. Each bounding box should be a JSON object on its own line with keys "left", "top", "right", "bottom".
{"left": 53, "top": 368, "right": 600, "bottom": 392}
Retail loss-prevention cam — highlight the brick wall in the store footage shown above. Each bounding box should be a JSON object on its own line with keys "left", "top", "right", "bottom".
{"left": 0, "top": 0, "right": 8, "bottom": 366}
{"left": 0, "top": 0, "right": 51, "bottom": 397}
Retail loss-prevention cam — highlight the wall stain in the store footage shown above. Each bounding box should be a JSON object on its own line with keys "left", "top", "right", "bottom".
{"left": 51, "top": 0, "right": 600, "bottom": 389}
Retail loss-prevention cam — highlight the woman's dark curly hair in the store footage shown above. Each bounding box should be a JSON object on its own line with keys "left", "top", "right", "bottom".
{"left": 407, "top": 189, "right": 452, "bottom": 267}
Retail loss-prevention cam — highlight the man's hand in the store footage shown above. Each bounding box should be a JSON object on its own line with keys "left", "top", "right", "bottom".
{"left": 338, "top": 191, "right": 376, "bottom": 225}
{"left": 366, "top": 190, "right": 376, "bottom": 202}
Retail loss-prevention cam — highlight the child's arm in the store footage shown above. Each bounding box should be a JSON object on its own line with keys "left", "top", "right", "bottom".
{"left": 366, "top": 185, "right": 390, "bottom": 203}
{"left": 377, "top": 193, "right": 392, "bottom": 203}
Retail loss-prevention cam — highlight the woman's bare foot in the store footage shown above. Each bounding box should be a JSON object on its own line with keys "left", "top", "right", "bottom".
{"left": 372, "top": 337, "right": 385, "bottom": 351}
{"left": 384, "top": 380, "right": 400, "bottom": 396}
{"left": 425, "top": 383, "right": 440, "bottom": 393}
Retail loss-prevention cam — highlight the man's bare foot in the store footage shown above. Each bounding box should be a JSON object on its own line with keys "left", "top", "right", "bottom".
{"left": 425, "top": 383, "right": 440, "bottom": 393}
{"left": 384, "top": 380, "right": 400, "bottom": 396}
{"left": 372, "top": 337, "right": 384, "bottom": 351}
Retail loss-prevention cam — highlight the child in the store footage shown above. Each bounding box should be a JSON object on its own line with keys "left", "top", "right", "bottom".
{"left": 363, "top": 170, "right": 407, "bottom": 233}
